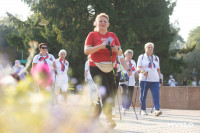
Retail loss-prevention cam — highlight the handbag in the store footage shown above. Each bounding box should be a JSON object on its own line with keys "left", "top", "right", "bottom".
{"left": 119, "top": 73, "right": 129, "bottom": 82}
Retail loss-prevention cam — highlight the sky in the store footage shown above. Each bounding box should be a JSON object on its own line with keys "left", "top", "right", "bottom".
{"left": 0, "top": 0, "right": 31, "bottom": 21}
{"left": 0, "top": 0, "right": 200, "bottom": 41}
{"left": 170, "top": 0, "right": 200, "bottom": 41}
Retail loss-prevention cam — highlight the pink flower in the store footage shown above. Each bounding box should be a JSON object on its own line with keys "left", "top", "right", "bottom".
{"left": 31, "top": 63, "right": 53, "bottom": 88}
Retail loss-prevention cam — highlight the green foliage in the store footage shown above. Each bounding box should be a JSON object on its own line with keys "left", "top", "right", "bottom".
{"left": 175, "top": 26, "right": 200, "bottom": 83}
{"left": 6, "top": 33, "right": 23, "bottom": 50}
{"left": 186, "top": 27, "right": 200, "bottom": 48}
{"left": 183, "top": 27, "right": 200, "bottom": 79}
{"left": 6, "top": 0, "right": 180, "bottom": 82}
{"left": 0, "top": 17, "right": 20, "bottom": 62}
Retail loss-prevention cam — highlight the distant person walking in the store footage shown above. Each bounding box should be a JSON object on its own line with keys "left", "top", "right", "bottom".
{"left": 12, "top": 60, "right": 25, "bottom": 80}
{"left": 168, "top": 75, "right": 176, "bottom": 86}
{"left": 119, "top": 49, "right": 137, "bottom": 110}
{"left": 182, "top": 77, "right": 187, "bottom": 86}
{"left": 54, "top": 49, "right": 69, "bottom": 104}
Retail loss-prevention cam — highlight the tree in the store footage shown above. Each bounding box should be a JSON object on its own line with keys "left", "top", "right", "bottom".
{"left": 0, "top": 17, "right": 19, "bottom": 63}
{"left": 183, "top": 27, "right": 200, "bottom": 80}
{"left": 7, "top": 0, "right": 179, "bottom": 82}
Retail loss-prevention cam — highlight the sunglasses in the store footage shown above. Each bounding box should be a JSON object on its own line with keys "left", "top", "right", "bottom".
{"left": 41, "top": 47, "right": 48, "bottom": 49}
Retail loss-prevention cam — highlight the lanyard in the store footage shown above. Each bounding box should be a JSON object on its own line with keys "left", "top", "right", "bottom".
{"left": 125, "top": 59, "right": 135, "bottom": 71}
{"left": 59, "top": 58, "right": 65, "bottom": 72}
{"left": 38, "top": 54, "right": 48, "bottom": 64}
{"left": 147, "top": 55, "right": 155, "bottom": 68}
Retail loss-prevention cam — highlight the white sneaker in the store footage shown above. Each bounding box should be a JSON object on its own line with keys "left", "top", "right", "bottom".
{"left": 154, "top": 110, "right": 162, "bottom": 116}
{"left": 141, "top": 110, "right": 148, "bottom": 115}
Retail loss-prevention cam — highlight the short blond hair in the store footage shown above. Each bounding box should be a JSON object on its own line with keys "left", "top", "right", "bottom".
{"left": 144, "top": 42, "right": 154, "bottom": 49}
{"left": 124, "top": 49, "right": 133, "bottom": 56}
{"left": 93, "top": 13, "right": 109, "bottom": 31}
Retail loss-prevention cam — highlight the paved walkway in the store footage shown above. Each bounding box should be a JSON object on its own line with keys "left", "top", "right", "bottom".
{"left": 101, "top": 107, "right": 200, "bottom": 133}
{"left": 62, "top": 93, "right": 200, "bottom": 133}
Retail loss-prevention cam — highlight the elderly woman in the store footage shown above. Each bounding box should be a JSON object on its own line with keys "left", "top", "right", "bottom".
{"left": 137, "top": 42, "right": 162, "bottom": 116}
{"left": 119, "top": 49, "right": 137, "bottom": 111}
{"left": 32, "top": 43, "right": 57, "bottom": 90}
{"left": 54, "top": 49, "right": 69, "bottom": 104}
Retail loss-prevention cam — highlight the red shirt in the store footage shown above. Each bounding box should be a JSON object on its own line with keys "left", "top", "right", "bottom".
{"left": 85, "top": 31, "right": 120, "bottom": 67}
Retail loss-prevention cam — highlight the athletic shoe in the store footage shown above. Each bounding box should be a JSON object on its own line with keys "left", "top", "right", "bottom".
{"left": 141, "top": 110, "right": 148, "bottom": 115}
{"left": 154, "top": 110, "right": 162, "bottom": 116}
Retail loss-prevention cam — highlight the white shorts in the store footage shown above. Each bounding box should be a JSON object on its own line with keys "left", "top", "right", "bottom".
{"left": 54, "top": 74, "right": 68, "bottom": 94}
{"left": 55, "top": 83, "right": 68, "bottom": 95}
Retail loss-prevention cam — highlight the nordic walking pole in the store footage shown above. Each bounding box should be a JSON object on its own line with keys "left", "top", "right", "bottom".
{"left": 151, "top": 107, "right": 154, "bottom": 113}
{"left": 133, "top": 81, "right": 139, "bottom": 119}
{"left": 123, "top": 80, "right": 129, "bottom": 116}
{"left": 115, "top": 86, "right": 122, "bottom": 120}
{"left": 106, "top": 41, "right": 122, "bottom": 120}
{"left": 124, "top": 87, "right": 128, "bottom": 116}
{"left": 117, "top": 57, "right": 128, "bottom": 116}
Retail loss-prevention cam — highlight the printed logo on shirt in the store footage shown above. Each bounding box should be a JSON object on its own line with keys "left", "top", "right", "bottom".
{"left": 101, "top": 38, "right": 107, "bottom": 43}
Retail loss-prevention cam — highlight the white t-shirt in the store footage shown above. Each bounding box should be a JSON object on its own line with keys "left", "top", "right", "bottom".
{"left": 55, "top": 58, "right": 69, "bottom": 74}
{"left": 85, "top": 60, "right": 92, "bottom": 80}
{"left": 120, "top": 59, "right": 137, "bottom": 86}
{"left": 32, "top": 53, "right": 55, "bottom": 72}
{"left": 168, "top": 78, "right": 176, "bottom": 86}
{"left": 137, "top": 53, "right": 160, "bottom": 82}
{"left": 55, "top": 58, "right": 69, "bottom": 83}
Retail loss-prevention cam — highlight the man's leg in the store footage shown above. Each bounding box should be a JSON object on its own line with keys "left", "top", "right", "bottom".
{"left": 139, "top": 81, "right": 149, "bottom": 110}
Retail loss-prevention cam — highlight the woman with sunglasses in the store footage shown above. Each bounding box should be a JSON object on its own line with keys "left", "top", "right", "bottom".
{"left": 32, "top": 43, "right": 57, "bottom": 90}
{"left": 137, "top": 42, "right": 162, "bottom": 116}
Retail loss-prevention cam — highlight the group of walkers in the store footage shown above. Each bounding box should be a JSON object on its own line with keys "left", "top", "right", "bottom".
{"left": 8, "top": 12, "right": 162, "bottom": 129}
{"left": 84, "top": 13, "right": 162, "bottom": 128}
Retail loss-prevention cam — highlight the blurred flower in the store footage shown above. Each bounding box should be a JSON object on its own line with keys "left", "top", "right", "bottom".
{"left": 99, "top": 85, "right": 106, "bottom": 96}
{"left": 0, "top": 75, "right": 17, "bottom": 88}
{"left": 31, "top": 63, "right": 52, "bottom": 89}
{"left": 71, "top": 77, "right": 78, "bottom": 84}
{"left": 76, "top": 84, "right": 83, "bottom": 92}
{"left": 29, "top": 93, "right": 44, "bottom": 105}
